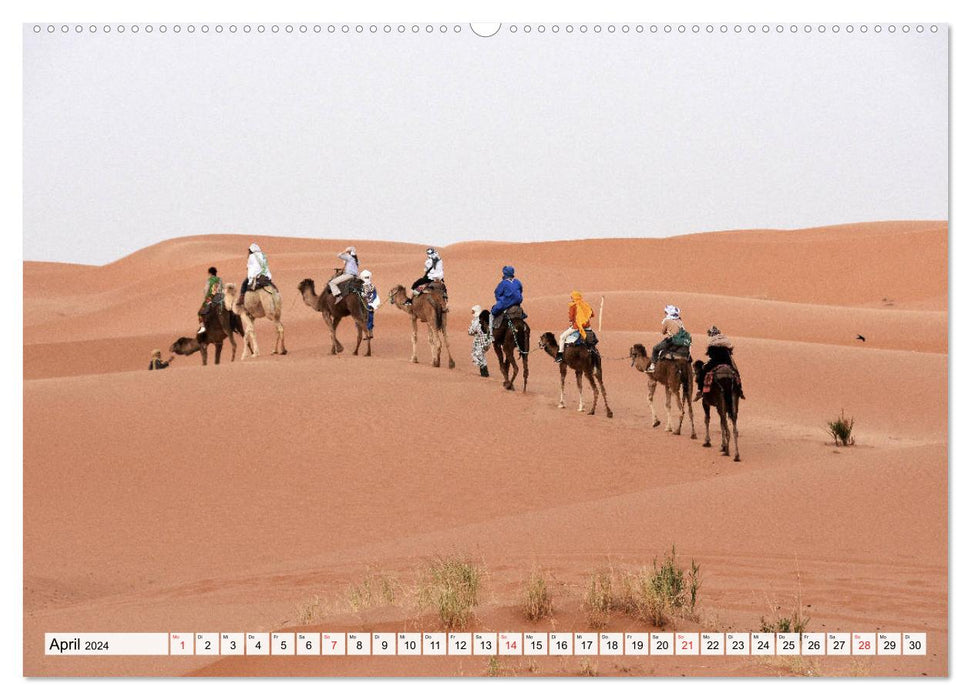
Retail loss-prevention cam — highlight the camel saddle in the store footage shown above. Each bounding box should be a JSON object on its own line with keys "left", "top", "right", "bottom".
{"left": 565, "top": 328, "right": 599, "bottom": 346}
{"left": 330, "top": 276, "right": 364, "bottom": 296}
{"left": 703, "top": 364, "right": 738, "bottom": 393}
{"left": 415, "top": 280, "right": 447, "bottom": 296}
{"left": 251, "top": 274, "right": 277, "bottom": 292}
{"left": 501, "top": 304, "right": 525, "bottom": 320}
{"left": 660, "top": 345, "right": 691, "bottom": 361}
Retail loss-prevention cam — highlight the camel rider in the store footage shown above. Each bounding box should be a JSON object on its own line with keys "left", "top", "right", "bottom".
{"left": 695, "top": 326, "right": 746, "bottom": 401}
{"left": 330, "top": 246, "right": 360, "bottom": 300}
{"left": 360, "top": 269, "right": 380, "bottom": 337}
{"left": 237, "top": 243, "right": 273, "bottom": 309}
{"left": 648, "top": 304, "right": 685, "bottom": 373}
{"left": 468, "top": 304, "right": 492, "bottom": 377}
{"left": 556, "top": 290, "right": 594, "bottom": 364}
{"left": 197, "top": 266, "right": 223, "bottom": 334}
{"left": 491, "top": 266, "right": 525, "bottom": 321}
{"left": 411, "top": 247, "right": 445, "bottom": 293}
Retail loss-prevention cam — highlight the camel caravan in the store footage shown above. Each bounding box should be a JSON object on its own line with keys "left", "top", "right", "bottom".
{"left": 164, "top": 242, "right": 745, "bottom": 460}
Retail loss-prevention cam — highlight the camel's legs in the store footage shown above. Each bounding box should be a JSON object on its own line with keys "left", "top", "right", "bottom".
{"left": 359, "top": 317, "right": 372, "bottom": 357}
{"left": 353, "top": 324, "right": 363, "bottom": 355}
{"left": 521, "top": 351, "right": 529, "bottom": 392}
{"left": 648, "top": 379, "right": 661, "bottom": 428}
{"left": 229, "top": 333, "right": 237, "bottom": 362}
{"left": 585, "top": 371, "right": 598, "bottom": 415}
{"left": 730, "top": 394, "right": 740, "bottom": 461}
{"left": 506, "top": 350, "right": 519, "bottom": 391}
{"left": 214, "top": 342, "right": 223, "bottom": 365}
{"left": 241, "top": 315, "right": 258, "bottom": 359}
{"left": 275, "top": 319, "right": 287, "bottom": 355}
{"left": 557, "top": 366, "right": 567, "bottom": 408}
{"left": 440, "top": 324, "right": 456, "bottom": 369}
{"left": 200, "top": 344, "right": 209, "bottom": 366}
{"left": 410, "top": 317, "right": 419, "bottom": 363}
{"left": 428, "top": 326, "right": 440, "bottom": 367}
{"left": 596, "top": 370, "right": 613, "bottom": 418}
{"left": 671, "top": 387, "right": 685, "bottom": 435}
{"left": 702, "top": 403, "right": 712, "bottom": 447}
{"left": 685, "top": 377, "right": 697, "bottom": 439}
{"left": 326, "top": 315, "right": 343, "bottom": 355}
{"left": 664, "top": 386, "right": 674, "bottom": 432}
{"left": 719, "top": 402, "right": 730, "bottom": 455}
{"left": 575, "top": 370, "right": 584, "bottom": 412}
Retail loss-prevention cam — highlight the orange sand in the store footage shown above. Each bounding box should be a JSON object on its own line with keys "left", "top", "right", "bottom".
{"left": 23, "top": 221, "right": 947, "bottom": 677}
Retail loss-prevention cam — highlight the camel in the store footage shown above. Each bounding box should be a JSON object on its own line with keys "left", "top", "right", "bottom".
{"left": 169, "top": 302, "right": 246, "bottom": 365}
{"left": 387, "top": 284, "right": 455, "bottom": 368}
{"left": 491, "top": 308, "right": 530, "bottom": 391}
{"left": 629, "top": 344, "right": 697, "bottom": 438}
{"left": 694, "top": 360, "right": 741, "bottom": 461}
{"left": 538, "top": 332, "right": 613, "bottom": 418}
{"left": 223, "top": 282, "right": 287, "bottom": 358}
{"left": 297, "top": 278, "right": 371, "bottom": 356}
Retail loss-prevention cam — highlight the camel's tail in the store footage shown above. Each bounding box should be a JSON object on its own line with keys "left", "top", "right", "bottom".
{"left": 434, "top": 303, "right": 444, "bottom": 331}
{"left": 680, "top": 361, "right": 693, "bottom": 400}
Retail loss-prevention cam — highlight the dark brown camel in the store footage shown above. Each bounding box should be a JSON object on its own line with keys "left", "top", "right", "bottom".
{"left": 538, "top": 331, "right": 613, "bottom": 418}
{"left": 629, "top": 343, "right": 696, "bottom": 438}
{"left": 491, "top": 308, "right": 530, "bottom": 391}
{"left": 693, "top": 360, "right": 741, "bottom": 461}
{"left": 387, "top": 283, "right": 455, "bottom": 368}
{"left": 170, "top": 303, "right": 246, "bottom": 365}
{"left": 298, "top": 278, "right": 371, "bottom": 356}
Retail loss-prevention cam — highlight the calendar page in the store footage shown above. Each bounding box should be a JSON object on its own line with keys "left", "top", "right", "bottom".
{"left": 21, "top": 14, "right": 948, "bottom": 680}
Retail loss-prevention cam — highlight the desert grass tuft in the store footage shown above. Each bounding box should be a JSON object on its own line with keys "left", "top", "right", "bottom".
{"left": 346, "top": 571, "right": 401, "bottom": 611}
{"left": 827, "top": 410, "right": 856, "bottom": 446}
{"left": 584, "top": 567, "right": 613, "bottom": 629}
{"left": 618, "top": 546, "right": 701, "bottom": 626}
{"left": 294, "top": 594, "right": 323, "bottom": 625}
{"left": 417, "top": 555, "right": 482, "bottom": 629}
{"left": 760, "top": 609, "right": 810, "bottom": 634}
{"left": 521, "top": 570, "right": 554, "bottom": 622}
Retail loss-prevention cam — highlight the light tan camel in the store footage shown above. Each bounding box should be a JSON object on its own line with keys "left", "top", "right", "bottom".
{"left": 629, "top": 343, "right": 696, "bottom": 438}
{"left": 223, "top": 282, "right": 287, "bottom": 358}
{"left": 387, "top": 284, "right": 455, "bottom": 368}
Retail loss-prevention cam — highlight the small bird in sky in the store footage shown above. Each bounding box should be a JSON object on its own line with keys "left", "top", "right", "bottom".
{"left": 856, "top": 334, "right": 866, "bottom": 342}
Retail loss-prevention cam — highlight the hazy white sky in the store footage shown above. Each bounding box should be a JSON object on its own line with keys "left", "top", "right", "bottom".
{"left": 23, "top": 24, "right": 948, "bottom": 265}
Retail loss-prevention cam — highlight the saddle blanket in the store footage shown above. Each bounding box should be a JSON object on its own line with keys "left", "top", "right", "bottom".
{"left": 703, "top": 364, "right": 735, "bottom": 393}
{"left": 566, "top": 329, "right": 598, "bottom": 346}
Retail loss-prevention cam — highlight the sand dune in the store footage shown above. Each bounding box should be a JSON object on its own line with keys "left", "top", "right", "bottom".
{"left": 23, "top": 221, "right": 947, "bottom": 677}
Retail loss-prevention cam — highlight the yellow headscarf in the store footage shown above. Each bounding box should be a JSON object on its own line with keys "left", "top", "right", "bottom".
{"left": 570, "top": 291, "right": 593, "bottom": 338}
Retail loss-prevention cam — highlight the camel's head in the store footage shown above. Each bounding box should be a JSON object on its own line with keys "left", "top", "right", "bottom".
{"left": 630, "top": 343, "right": 649, "bottom": 370}
{"left": 478, "top": 309, "right": 491, "bottom": 334}
{"left": 170, "top": 336, "right": 201, "bottom": 356}
{"left": 387, "top": 285, "right": 409, "bottom": 307}
{"left": 538, "top": 332, "right": 556, "bottom": 352}
{"left": 297, "top": 278, "right": 317, "bottom": 298}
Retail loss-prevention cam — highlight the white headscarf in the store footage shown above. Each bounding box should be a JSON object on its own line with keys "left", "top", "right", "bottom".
{"left": 249, "top": 243, "right": 261, "bottom": 253}
{"left": 360, "top": 269, "right": 372, "bottom": 283}
{"left": 472, "top": 304, "right": 482, "bottom": 316}
{"left": 664, "top": 304, "right": 680, "bottom": 320}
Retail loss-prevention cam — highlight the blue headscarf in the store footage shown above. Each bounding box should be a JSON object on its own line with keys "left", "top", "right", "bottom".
{"left": 502, "top": 265, "right": 515, "bottom": 278}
